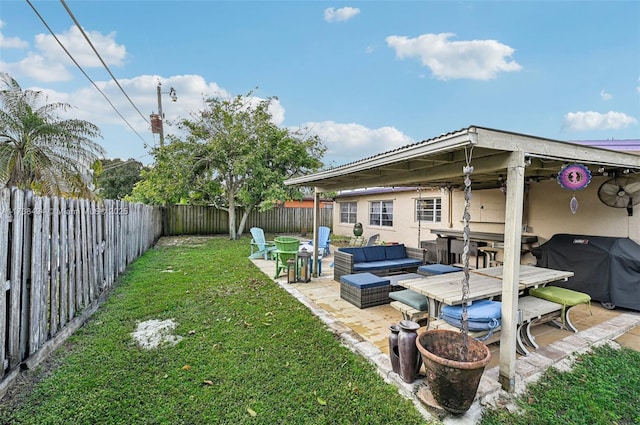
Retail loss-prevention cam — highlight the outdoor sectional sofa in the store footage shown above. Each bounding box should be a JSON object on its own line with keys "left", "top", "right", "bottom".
{"left": 333, "top": 244, "right": 427, "bottom": 281}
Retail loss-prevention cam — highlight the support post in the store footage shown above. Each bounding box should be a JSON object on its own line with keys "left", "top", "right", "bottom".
{"left": 498, "top": 151, "right": 525, "bottom": 392}
{"left": 312, "top": 188, "right": 320, "bottom": 278}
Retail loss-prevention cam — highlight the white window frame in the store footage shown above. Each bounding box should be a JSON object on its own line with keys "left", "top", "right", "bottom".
{"left": 415, "top": 197, "right": 441, "bottom": 223}
{"left": 369, "top": 200, "right": 393, "bottom": 227}
{"left": 339, "top": 201, "right": 358, "bottom": 224}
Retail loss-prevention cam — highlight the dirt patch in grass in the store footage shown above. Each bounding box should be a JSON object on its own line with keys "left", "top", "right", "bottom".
{"left": 0, "top": 339, "right": 74, "bottom": 413}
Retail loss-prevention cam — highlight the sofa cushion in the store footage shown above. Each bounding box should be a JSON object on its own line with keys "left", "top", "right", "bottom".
{"left": 387, "top": 258, "right": 422, "bottom": 268}
{"left": 384, "top": 244, "right": 406, "bottom": 260}
{"left": 353, "top": 260, "right": 397, "bottom": 271}
{"left": 339, "top": 247, "right": 366, "bottom": 263}
{"left": 340, "top": 272, "right": 390, "bottom": 289}
{"left": 363, "top": 246, "right": 386, "bottom": 262}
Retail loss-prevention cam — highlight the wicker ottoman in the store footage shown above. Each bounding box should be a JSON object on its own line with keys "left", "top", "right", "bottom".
{"left": 418, "top": 264, "right": 462, "bottom": 275}
{"left": 340, "top": 273, "right": 391, "bottom": 309}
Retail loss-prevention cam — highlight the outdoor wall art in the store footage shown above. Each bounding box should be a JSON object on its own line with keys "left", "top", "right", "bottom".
{"left": 557, "top": 163, "right": 592, "bottom": 214}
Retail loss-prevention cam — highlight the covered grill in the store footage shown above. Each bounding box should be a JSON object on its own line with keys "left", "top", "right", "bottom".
{"left": 532, "top": 234, "right": 640, "bottom": 311}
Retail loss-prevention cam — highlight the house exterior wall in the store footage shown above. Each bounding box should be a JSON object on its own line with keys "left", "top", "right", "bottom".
{"left": 333, "top": 188, "right": 448, "bottom": 247}
{"left": 332, "top": 176, "right": 640, "bottom": 253}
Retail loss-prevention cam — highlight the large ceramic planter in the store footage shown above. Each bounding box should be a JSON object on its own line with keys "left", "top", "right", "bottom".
{"left": 416, "top": 329, "right": 491, "bottom": 415}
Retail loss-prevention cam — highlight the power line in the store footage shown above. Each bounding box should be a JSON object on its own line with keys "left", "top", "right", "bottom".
{"left": 60, "top": 0, "right": 150, "bottom": 127}
{"left": 25, "top": 0, "right": 151, "bottom": 147}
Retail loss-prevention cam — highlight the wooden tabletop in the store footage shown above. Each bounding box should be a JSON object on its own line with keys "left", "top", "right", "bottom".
{"left": 470, "top": 265, "right": 574, "bottom": 288}
{"left": 398, "top": 265, "right": 574, "bottom": 307}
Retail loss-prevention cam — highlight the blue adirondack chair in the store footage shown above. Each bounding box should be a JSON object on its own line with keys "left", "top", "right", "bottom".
{"left": 249, "top": 227, "right": 276, "bottom": 260}
{"left": 308, "top": 226, "right": 331, "bottom": 256}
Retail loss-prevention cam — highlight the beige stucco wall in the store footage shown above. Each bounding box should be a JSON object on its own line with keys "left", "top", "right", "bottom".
{"left": 333, "top": 188, "right": 446, "bottom": 248}
{"left": 332, "top": 176, "right": 640, "bottom": 254}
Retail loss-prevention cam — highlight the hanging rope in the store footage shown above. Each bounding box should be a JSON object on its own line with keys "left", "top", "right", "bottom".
{"left": 460, "top": 146, "right": 474, "bottom": 360}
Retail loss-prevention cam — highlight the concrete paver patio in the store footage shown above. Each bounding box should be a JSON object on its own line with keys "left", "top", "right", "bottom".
{"left": 252, "top": 245, "right": 640, "bottom": 423}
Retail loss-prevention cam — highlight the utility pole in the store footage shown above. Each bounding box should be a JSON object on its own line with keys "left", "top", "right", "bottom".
{"left": 150, "top": 81, "right": 177, "bottom": 147}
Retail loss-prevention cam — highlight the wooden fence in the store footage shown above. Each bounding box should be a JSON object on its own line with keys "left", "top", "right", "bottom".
{"left": 0, "top": 188, "right": 162, "bottom": 390}
{"left": 0, "top": 194, "right": 330, "bottom": 392}
{"left": 162, "top": 205, "right": 333, "bottom": 236}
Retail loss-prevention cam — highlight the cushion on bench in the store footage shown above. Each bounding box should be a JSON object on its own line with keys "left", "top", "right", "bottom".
{"left": 529, "top": 286, "right": 591, "bottom": 306}
{"left": 389, "top": 289, "right": 429, "bottom": 312}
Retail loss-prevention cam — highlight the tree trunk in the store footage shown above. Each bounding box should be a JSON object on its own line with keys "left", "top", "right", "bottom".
{"left": 237, "top": 204, "right": 253, "bottom": 238}
{"left": 228, "top": 193, "right": 238, "bottom": 240}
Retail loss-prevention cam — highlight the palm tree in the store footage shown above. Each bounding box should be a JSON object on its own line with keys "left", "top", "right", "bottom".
{"left": 0, "top": 73, "right": 105, "bottom": 197}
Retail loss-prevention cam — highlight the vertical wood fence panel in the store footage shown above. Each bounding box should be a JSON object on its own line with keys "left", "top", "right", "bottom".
{"left": 1, "top": 193, "right": 327, "bottom": 392}
{"left": 0, "top": 189, "right": 162, "bottom": 390}
{"left": 0, "top": 189, "right": 9, "bottom": 376}
{"left": 162, "top": 205, "right": 333, "bottom": 236}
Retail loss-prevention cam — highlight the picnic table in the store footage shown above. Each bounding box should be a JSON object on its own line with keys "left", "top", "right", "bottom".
{"left": 398, "top": 265, "right": 574, "bottom": 317}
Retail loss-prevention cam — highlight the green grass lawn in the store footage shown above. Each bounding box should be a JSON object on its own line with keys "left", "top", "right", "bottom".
{"left": 2, "top": 236, "right": 639, "bottom": 425}
{"left": 480, "top": 343, "right": 640, "bottom": 425}
{"left": 0, "top": 237, "right": 431, "bottom": 425}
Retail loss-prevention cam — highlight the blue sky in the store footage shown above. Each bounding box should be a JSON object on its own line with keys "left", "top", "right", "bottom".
{"left": 1, "top": 1, "right": 639, "bottom": 167}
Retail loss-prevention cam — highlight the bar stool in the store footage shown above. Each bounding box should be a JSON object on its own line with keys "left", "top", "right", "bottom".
{"left": 479, "top": 245, "right": 503, "bottom": 267}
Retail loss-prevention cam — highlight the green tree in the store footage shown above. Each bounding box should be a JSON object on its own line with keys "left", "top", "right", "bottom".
{"left": 132, "top": 92, "right": 325, "bottom": 239}
{"left": 95, "top": 158, "right": 142, "bottom": 200}
{"left": 0, "top": 73, "right": 104, "bottom": 197}
{"left": 128, "top": 139, "right": 221, "bottom": 205}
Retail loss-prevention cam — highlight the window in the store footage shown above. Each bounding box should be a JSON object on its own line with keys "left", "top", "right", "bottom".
{"left": 369, "top": 201, "right": 393, "bottom": 227}
{"left": 416, "top": 198, "right": 441, "bottom": 223}
{"left": 340, "top": 202, "right": 357, "bottom": 224}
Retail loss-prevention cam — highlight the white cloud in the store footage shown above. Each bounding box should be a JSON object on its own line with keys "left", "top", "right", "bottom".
{"left": 2, "top": 26, "right": 127, "bottom": 82}
{"left": 36, "top": 75, "right": 228, "bottom": 138}
{"left": 297, "top": 121, "right": 415, "bottom": 166}
{"left": 34, "top": 26, "right": 127, "bottom": 68}
{"left": 324, "top": 7, "right": 360, "bottom": 23}
{"left": 1, "top": 52, "right": 73, "bottom": 82}
{"left": 0, "top": 20, "right": 29, "bottom": 49}
{"left": 386, "top": 32, "right": 522, "bottom": 80}
{"left": 600, "top": 89, "right": 612, "bottom": 101}
{"left": 562, "top": 111, "right": 638, "bottom": 131}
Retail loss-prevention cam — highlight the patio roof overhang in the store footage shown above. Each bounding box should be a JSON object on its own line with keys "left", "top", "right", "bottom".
{"left": 285, "top": 125, "right": 640, "bottom": 393}
{"left": 285, "top": 126, "right": 640, "bottom": 192}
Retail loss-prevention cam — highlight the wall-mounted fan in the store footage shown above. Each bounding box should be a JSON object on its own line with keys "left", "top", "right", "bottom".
{"left": 597, "top": 176, "right": 640, "bottom": 216}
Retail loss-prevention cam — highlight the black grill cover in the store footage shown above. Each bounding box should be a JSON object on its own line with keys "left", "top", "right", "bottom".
{"left": 532, "top": 234, "right": 640, "bottom": 311}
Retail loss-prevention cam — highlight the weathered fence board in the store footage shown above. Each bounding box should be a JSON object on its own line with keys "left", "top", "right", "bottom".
{"left": 162, "top": 205, "right": 333, "bottom": 236}
{"left": 0, "top": 189, "right": 162, "bottom": 394}
{"left": 0, "top": 192, "right": 331, "bottom": 394}
{"left": 0, "top": 189, "right": 9, "bottom": 376}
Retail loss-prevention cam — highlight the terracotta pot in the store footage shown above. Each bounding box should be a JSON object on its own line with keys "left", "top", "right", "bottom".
{"left": 416, "top": 329, "right": 491, "bottom": 415}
